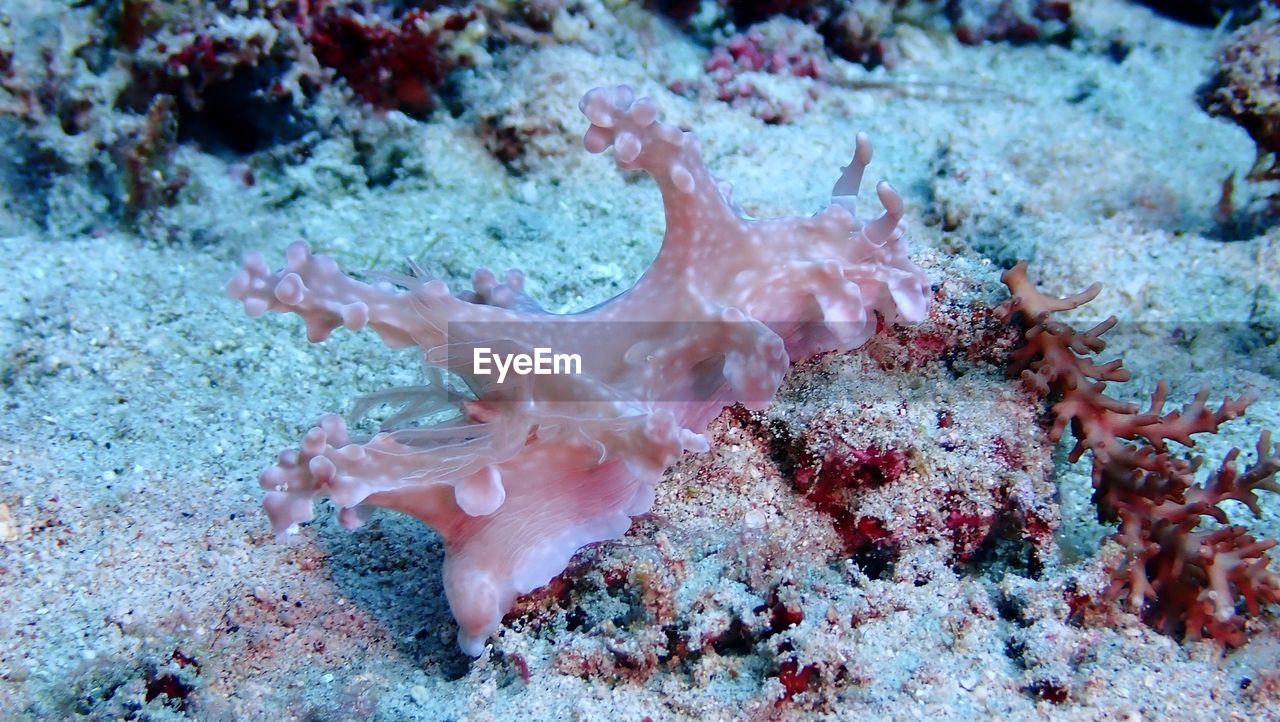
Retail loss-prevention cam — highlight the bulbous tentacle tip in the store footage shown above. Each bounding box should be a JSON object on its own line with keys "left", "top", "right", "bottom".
{"left": 876, "top": 180, "right": 904, "bottom": 218}
{"left": 449, "top": 571, "right": 501, "bottom": 656}
{"left": 454, "top": 466, "right": 506, "bottom": 517}
{"left": 865, "top": 181, "right": 906, "bottom": 246}
{"left": 832, "top": 131, "right": 874, "bottom": 201}
{"left": 457, "top": 630, "right": 487, "bottom": 657}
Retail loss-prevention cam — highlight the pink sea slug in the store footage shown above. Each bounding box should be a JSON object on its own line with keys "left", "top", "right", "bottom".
{"left": 225, "top": 85, "right": 930, "bottom": 655}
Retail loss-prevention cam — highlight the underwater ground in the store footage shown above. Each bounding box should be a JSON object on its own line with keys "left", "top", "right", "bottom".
{"left": 1, "top": 0, "right": 1279, "bottom": 719}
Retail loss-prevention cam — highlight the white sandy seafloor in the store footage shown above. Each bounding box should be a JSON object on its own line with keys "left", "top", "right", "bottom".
{"left": 2, "top": 0, "right": 1279, "bottom": 719}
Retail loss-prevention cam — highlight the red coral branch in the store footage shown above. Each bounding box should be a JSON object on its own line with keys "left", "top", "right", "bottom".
{"left": 997, "top": 261, "right": 1280, "bottom": 646}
